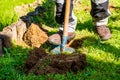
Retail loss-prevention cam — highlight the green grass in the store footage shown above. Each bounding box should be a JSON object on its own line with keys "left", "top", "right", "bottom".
{"left": 0, "top": 0, "right": 120, "bottom": 80}
{"left": 0, "top": 0, "right": 35, "bottom": 30}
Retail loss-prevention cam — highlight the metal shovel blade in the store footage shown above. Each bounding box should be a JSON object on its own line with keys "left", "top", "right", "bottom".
{"left": 51, "top": 45, "right": 75, "bottom": 54}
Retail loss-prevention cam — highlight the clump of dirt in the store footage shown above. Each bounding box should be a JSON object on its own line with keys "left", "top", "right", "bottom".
{"left": 25, "top": 48, "right": 87, "bottom": 75}
{"left": 67, "top": 39, "right": 83, "bottom": 49}
{"left": 23, "top": 23, "right": 48, "bottom": 48}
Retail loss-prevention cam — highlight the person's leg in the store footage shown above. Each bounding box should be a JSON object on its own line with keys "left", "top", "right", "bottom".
{"left": 91, "top": 0, "right": 111, "bottom": 40}
{"left": 48, "top": 0, "right": 77, "bottom": 45}
{"left": 55, "top": 0, "right": 77, "bottom": 32}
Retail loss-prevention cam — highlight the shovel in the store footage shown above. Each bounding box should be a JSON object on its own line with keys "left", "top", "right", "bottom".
{"left": 51, "top": 0, "right": 75, "bottom": 54}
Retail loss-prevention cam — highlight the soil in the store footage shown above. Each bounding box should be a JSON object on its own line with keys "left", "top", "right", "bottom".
{"left": 25, "top": 48, "right": 87, "bottom": 75}
{"left": 67, "top": 39, "right": 83, "bottom": 49}
{"left": 23, "top": 23, "right": 48, "bottom": 48}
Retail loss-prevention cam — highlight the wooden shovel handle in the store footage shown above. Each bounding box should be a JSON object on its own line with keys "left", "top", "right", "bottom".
{"left": 63, "top": 0, "right": 71, "bottom": 36}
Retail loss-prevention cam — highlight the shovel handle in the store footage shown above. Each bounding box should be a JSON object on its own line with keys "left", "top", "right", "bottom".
{"left": 63, "top": 0, "right": 71, "bottom": 36}
{"left": 61, "top": 0, "right": 71, "bottom": 52}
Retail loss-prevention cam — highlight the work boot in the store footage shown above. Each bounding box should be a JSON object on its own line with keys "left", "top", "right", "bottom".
{"left": 96, "top": 25, "right": 111, "bottom": 40}
{"left": 48, "top": 30, "right": 75, "bottom": 45}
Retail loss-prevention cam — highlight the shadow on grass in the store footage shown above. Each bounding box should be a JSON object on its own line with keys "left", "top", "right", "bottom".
{"left": 109, "top": 16, "right": 120, "bottom": 31}
{"left": 95, "top": 42, "right": 120, "bottom": 57}
{"left": 28, "top": 0, "right": 57, "bottom": 28}
{"left": 41, "top": 0, "right": 57, "bottom": 27}
{"left": 111, "top": 26, "right": 120, "bottom": 31}
{"left": 76, "top": 19, "right": 94, "bottom": 32}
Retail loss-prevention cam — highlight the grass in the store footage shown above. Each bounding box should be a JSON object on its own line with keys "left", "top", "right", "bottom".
{"left": 0, "top": 0, "right": 120, "bottom": 80}
{"left": 0, "top": 0, "right": 35, "bottom": 30}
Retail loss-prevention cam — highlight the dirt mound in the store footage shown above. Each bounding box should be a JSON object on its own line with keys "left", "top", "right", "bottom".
{"left": 25, "top": 48, "right": 87, "bottom": 75}
{"left": 67, "top": 39, "right": 83, "bottom": 49}
{"left": 23, "top": 23, "right": 48, "bottom": 48}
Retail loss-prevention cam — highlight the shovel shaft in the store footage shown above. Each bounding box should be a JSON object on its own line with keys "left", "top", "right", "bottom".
{"left": 62, "top": 0, "right": 71, "bottom": 52}
{"left": 63, "top": 0, "right": 71, "bottom": 36}
{"left": 51, "top": 0, "right": 75, "bottom": 54}
{"left": 61, "top": 36, "right": 68, "bottom": 52}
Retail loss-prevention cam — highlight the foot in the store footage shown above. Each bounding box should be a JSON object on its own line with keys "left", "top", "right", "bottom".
{"left": 96, "top": 25, "right": 111, "bottom": 40}
{"left": 48, "top": 30, "right": 75, "bottom": 45}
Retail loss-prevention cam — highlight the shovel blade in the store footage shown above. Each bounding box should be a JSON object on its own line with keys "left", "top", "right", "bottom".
{"left": 51, "top": 45, "right": 75, "bottom": 54}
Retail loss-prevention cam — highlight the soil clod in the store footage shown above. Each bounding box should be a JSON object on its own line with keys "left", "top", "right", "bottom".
{"left": 23, "top": 23, "right": 48, "bottom": 48}
{"left": 25, "top": 48, "right": 87, "bottom": 75}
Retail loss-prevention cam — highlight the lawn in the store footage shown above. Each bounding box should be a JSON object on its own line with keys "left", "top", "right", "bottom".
{"left": 0, "top": 0, "right": 120, "bottom": 80}
{"left": 0, "top": 0, "right": 35, "bottom": 30}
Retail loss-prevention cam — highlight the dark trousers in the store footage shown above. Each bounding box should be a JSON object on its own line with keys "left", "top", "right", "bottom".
{"left": 55, "top": 0, "right": 110, "bottom": 32}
